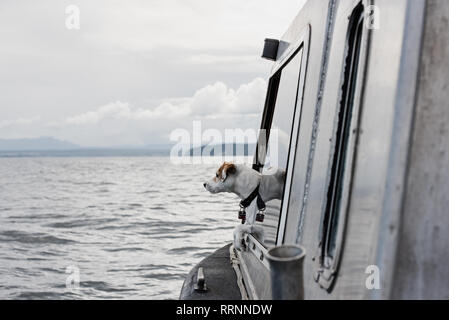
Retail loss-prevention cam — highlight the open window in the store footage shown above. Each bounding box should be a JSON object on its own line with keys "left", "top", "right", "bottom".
{"left": 316, "top": 2, "right": 366, "bottom": 290}
{"left": 253, "top": 47, "right": 305, "bottom": 248}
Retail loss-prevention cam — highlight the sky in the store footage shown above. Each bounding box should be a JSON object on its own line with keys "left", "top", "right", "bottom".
{"left": 0, "top": 0, "right": 306, "bottom": 147}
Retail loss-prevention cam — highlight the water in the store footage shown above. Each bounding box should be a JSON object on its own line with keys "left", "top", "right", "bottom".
{"left": 0, "top": 157, "right": 240, "bottom": 299}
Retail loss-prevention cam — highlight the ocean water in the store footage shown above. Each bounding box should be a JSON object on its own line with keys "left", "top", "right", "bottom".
{"left": 0, "top": 156, "right": 241, "bottom": 299}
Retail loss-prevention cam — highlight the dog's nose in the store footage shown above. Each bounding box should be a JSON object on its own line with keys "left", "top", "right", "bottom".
{"left": 203, "top": 183, "right": 207, "bottom": 189}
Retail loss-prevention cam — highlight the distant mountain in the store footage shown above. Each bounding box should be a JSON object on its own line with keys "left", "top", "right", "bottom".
{"left": 0, "top": 139, "right": 256, "bottom": 158}
{"left": 187, "top": 143, "right": 257, "bottom": 157}
{"left": 143, "top": 143, "right": 174, "bottom": 151}
{"left": 0, "top": 137, "right": 80, "bottom": 151}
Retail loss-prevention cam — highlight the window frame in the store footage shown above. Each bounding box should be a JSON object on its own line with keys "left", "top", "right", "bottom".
{"left": 315, "top": 2, "right": 369, "bottom": 290}
{"left": 275, "top": 28, "right": 311, "bottom": 246}
{"left": 246, "top": 26, "right": 310, "bottom": 257}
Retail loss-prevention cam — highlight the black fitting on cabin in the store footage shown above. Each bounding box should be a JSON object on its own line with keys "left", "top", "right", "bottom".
{"left": 262, "top": 38, "right": 280, "bottom": 61}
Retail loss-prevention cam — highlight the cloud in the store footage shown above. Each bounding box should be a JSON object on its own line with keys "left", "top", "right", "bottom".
{"left": 0, "top": 0, "right": 305, "bottom": 125}
{"left": 0, "top": 116, "right": 40, "bottom": 129}
{"left": 65, "top": 101, "right": 191, "bottom": 125}
{"left": 186, "top": 77, "right": 267, "bottom": 116}
{"left": 65, "top": 77, "right": 267, "bottom": 125}
{"left": 0, "top": 76, "right": 267, "bottom": 147}
{"left": 0, "top": 77, "right": 267, "bottom": 147}
{"left": 0, "top": 0, "right": 306, "bottom": 148}
{"left": 22, "top": 77, "right": 267, "bottom": 147}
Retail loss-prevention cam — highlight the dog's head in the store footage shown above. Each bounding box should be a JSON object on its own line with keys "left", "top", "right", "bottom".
{"left": 203, "top": 162, "right": 237, "bottom": 194}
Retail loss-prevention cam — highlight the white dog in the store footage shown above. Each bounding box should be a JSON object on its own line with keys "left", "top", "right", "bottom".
{"left": 204, "top": 162, "right": 286, "bottom": 250}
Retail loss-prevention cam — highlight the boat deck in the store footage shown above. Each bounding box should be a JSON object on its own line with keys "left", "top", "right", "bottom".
{"left": 179, "top": 244, "right": 242, "bottom": 300}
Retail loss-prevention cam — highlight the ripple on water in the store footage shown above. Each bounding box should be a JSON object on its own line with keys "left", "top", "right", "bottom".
{"left": 149, "top": 206, "right": 165, "bottom": 210}
{"left": 15, "top": 291, "right": 66, "bottom": 300}
{"left": 140, "top": 190, "right": 160, "bottom": 194}
{"left": 146, "top": 234, "right": 185, "bottom": 239}
{"left": 46, "top": 218, "right": 119, "bottom": 229}
{"left": 107, "top": 263, "right": 178, "bottom": 273}
{"left": 103, "top": 247, "right": 147, "bottom": 253}
{"left": 81, "top": 281, "right": 135, "bottom": 293}
{"left": 0, "top": 230, "right": 75, "bottom": 245}
{"left": 142, "top": 273, "right": 185, "bottom": 281}
{"left": 167, "top": 246, "right": 214, "bottom": 254}
{"left": 7, "top": 213, "right": 69, "bottom": 220}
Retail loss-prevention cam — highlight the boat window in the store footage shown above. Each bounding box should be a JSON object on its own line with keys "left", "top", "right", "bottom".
{"left": 254, "top": 48, "right": 304, "bottom": 248}
{"left": 318, "top": 3, "right": 365, "bottom": 289}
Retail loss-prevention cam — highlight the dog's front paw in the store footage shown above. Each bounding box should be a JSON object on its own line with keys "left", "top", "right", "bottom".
{"left": 233, "top": 224, "right": 251, "bottom": 251}
{"left": 233, "top": 224, "right": 266, "bottom": 250}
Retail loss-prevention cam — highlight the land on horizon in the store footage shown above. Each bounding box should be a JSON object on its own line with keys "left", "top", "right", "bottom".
{"left": 0, "top": 137, "right": 256, "bottom": 157}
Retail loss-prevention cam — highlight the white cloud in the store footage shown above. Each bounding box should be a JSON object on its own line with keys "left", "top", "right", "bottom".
{"left": 0, "top": 0, "right": 305, "bottom": 123}
{"left": 54, "top": 77, "right": 267, "bottom": 147}
{"left": 65, "top": 101, "right": 190, "bottom": 125}
{"left": 0, "top": 77, "right": 265, "bottom": 146}
{"left": 189, "top": 77, "right": 267, "bottom": 116}
{"left": 65, "top": 77, "right": 266, "bottom": 125}
{"left": 0, "top": 0, "right": 312, "bottom": 146}
{"left": 0, "top": 0, "right": 307, "bottom": 146}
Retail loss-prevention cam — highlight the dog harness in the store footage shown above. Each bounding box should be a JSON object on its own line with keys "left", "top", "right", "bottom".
{"left": 238, "top": 185, "right": 266, "bottom": 224}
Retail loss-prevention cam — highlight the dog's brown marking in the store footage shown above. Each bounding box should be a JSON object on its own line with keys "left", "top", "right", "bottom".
{"left": 216, "top": 162, "right": 236, "bottom": 181}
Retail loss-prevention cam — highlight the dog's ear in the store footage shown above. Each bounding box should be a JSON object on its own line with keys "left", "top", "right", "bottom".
{"left": 221, "top": 163, "right": 236, "bottom": 181}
